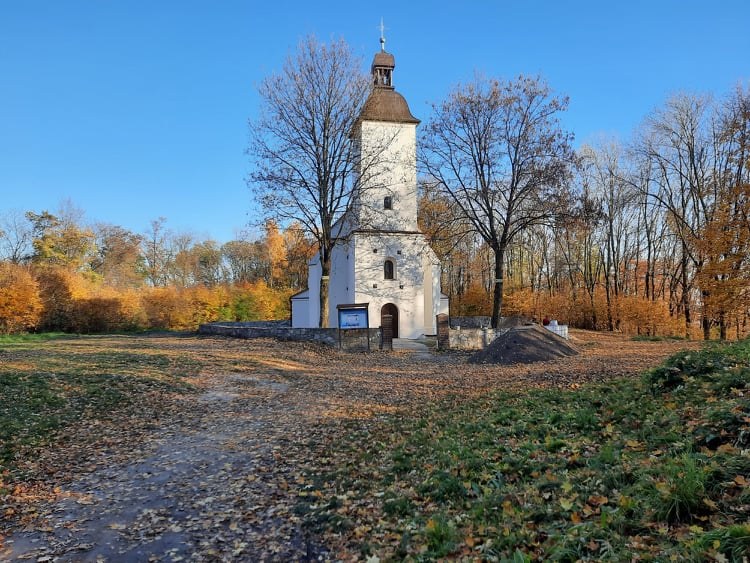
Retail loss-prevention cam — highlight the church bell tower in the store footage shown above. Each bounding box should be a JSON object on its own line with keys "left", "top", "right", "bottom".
{"left": 291, "top": 28, "right": 449, "bottom": 337}
{"left": 352, "top": 29, "right": 420, "bottom": 233}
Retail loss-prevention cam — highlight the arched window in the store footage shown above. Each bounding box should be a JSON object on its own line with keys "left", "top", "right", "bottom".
{"left": 384, "top": 259, "right": 395, "bottom": 280}
{"left": 383, "top": 196, "right": 392, "bottom": 210}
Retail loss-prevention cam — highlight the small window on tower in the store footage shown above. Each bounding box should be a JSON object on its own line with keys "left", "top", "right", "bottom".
{"left": 384, "top": 259, "right": 395, "bottom": 280}
{"left": 384, "top": 196, "right": 392, "bottom": 210}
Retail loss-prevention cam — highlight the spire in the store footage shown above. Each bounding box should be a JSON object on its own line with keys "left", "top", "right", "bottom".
{"left": 371, "top": 20, "right": 395, "bottom": 89}
{"left": 358, "top": 26, "right": 419, "bottom": 124}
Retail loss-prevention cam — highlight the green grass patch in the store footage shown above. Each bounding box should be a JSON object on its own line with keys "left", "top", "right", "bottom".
{"left": 0, "top": 332, "right": 71, "bottom": 344}
{"left": 0, "top": 335, "right": 197, "bottom": 475}
{"left": 631, "top": 334, "right": 685, "bottom": 342}
{"left": 304, "top": 338, "right": 750, "bottom": 560}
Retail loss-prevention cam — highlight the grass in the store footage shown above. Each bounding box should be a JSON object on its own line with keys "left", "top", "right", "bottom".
{"left": 631, "top": 334, "right": 685, "bottom": 342}
{"left": 0, "top": 334, "right": 198, "bottom": 477}
{"left": 0, "top": 332, "right": 71, "bottom": 343}
{"left": 304, "top": 338, "right": 750, "bottom": 560}
{"left": 3, "top": 331, "right": 749, "bottom": 559}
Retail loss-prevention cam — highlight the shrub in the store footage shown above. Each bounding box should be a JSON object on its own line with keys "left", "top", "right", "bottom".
{"left": 141, "top": 286, "right": 192, "bottom": 330}
{"left": 0, "top": 263, "right": 42, "bottom": 333}
{"left": 34, "top": 266, "right": 94, "bottom": 331}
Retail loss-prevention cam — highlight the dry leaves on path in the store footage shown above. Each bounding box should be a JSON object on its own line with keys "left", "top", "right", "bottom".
{"left": 1, "top": 330, "right": 695, "bottom": 561}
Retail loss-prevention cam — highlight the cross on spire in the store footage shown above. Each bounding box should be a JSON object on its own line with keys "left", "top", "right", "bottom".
{"left": 379, "top": 17, "right": 386, "bottom": 52}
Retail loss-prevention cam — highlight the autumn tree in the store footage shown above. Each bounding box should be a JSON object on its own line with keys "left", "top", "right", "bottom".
{"left": 282, "top": 223, "right": 315, "bottom": 290}
{"left": 554, "top": 184, "right": 604, "bottom": 329}
{"left": 191, "top": 240, "right": 224, "bottom": 287}
{"left": 92, "top": 224, "right": 145, "bottom": 288}
{"left": 694, "top": 87, "right": 750, "bottom": 338}
{"left": 263, "top": 220, "right": 286, "bottom": 288}
{"left": 0, "top": 262, "right": 42, "bottom": 333}
{"left": 26, "top": 209, "right": 96, "bottom": 271}
{"left": 636, "top": 94, "right": 715, "bottom": 338}
{"left": 417, "top": 181, "right": 471, "bottom": 262}
{"left": 221, "top": 239, "right": 261, "bottom": 284}
{"left": 248, "top": 36, "right": 372, "bottom": 327}
{"left": 635, "top": 88, "right": 750, "bottom": 339}
{"left": 169, "top": 233, "right": 198, "bottom": 287}
{"left": 696, "top": 183, "right": 750, "bottom": 338}
{"left": 421, "top": 75, "right": 574, "bottom": 327}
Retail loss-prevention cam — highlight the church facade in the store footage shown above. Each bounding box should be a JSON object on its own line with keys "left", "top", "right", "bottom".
{"left": 291, "top": 43, "right": 449, "bottom": 338}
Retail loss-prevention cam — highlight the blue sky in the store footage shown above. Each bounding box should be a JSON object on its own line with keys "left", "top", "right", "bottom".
{"left": 1, "top": 1, "right": 748, "bottom": 243}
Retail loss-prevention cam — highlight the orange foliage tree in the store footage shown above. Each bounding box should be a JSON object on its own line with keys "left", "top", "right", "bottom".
{"left": 695, "top": 183, "right": 750, "bottom": 339}
{"left": 0, "top": 263, "right": 42, "bottom": 334}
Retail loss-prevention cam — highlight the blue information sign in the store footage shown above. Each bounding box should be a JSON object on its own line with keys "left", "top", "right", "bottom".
{"left": 338, "top": 308, "right": 368, "bottom": 329}
{"left": 336, "top": 303, "right": 370, "bottom": 351}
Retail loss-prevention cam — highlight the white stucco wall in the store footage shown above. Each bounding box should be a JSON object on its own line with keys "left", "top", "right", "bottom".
{"left": 291, "top": 240, "right": 357, "bottom": 329}
{"left": 423, "top": 258, "right": 434, "bottom": 335}
{"left": 355, "top": 121, "right": 418, "bottom": 232}
{"left": 290, "top": 292, "right": 310, "bottom": 327}
{"left": 327, "top": 239, "right": 355, "bottom": 328}
{"left": 351, "top": 232, "right": 427, "bottom": 338}
{"left": 299, "top": 254, "right": 321, "bottom": 328}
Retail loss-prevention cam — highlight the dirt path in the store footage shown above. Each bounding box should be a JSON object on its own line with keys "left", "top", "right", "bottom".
{"left": 1, "top": 331, "right": 696, "bottom": 561}
{"left": 4, "top": 370, "right": 323, "bottom": 561}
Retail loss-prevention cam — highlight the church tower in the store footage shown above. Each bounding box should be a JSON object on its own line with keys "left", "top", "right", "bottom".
{"left": 291, "top": 33, "right": 449, "bottom": 337}
{"left": 351, "top": 36, "right": 420, "bottom": 232}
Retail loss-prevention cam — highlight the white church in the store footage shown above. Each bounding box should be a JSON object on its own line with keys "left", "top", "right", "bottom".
{"left": 291, "top": 39, "right": 449, "bottom": 338}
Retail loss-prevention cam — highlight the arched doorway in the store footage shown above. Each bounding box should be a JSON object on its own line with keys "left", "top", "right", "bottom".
{"left": 381, "top": 303, "right": 399, "bottom": 338}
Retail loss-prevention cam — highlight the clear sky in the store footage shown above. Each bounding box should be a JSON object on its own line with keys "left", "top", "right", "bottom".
{"left": 2, "top": 1, "right": 748, "bottom": 243}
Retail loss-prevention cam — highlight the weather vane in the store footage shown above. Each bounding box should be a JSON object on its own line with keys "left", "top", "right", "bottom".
{"left": 379, "top": 17, "right": 386, "bottom": 52}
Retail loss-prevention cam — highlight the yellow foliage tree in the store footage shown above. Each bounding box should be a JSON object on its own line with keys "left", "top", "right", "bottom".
{"left": 264, "top": 220, "right": 286, "bottom": 288}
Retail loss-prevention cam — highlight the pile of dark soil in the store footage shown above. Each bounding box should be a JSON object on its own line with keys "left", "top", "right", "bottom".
{"left": 469, "top": 323, "right": 578, "bottom": 365}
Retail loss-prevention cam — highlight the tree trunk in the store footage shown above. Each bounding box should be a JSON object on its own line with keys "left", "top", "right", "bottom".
{"left": 681, "top": 247, "right": 692, "bottom": 340}
{"left": 589, "top": 290, "right": 597, "bottom": 331}
{"left": 491, "top": 245, "right": 505, "bottom": 329}
{"left": 318, "top": 251, "right": 331, "bottom": 328}
{"left": 604, "top": 266, "right": 614, "bottom": 332}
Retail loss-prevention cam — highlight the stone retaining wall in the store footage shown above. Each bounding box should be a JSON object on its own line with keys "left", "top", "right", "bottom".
{"left": 198, "top": 322, "right": 381, "bottom": 350}
{"left": 448, "top": 327, "right": 504, "bottom": 350}
{"left": 449, "top": 316, "right": 492, "bottom": 329}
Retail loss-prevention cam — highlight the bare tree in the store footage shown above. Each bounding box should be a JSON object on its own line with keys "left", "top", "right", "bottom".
{"left": 636, "top": 94, "right": 718, "bottom": 338}
{"left": 0, "top": 210, "right": 33, "bottom": 263}
{"left": 248, "top": 36, "right": 373, "bottom": 327}
{"left": 579, "top": 140, "right": 639, "bottom": 331}
{"left": 142, "top": 217, "right": 172, "bottom": 287}
{"left": 421, "top": 75, "right": 574, "bottom": 327}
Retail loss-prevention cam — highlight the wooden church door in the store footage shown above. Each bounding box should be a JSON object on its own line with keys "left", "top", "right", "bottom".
{"left": 381, "top": 303, "right": 399, "bottom": 338}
